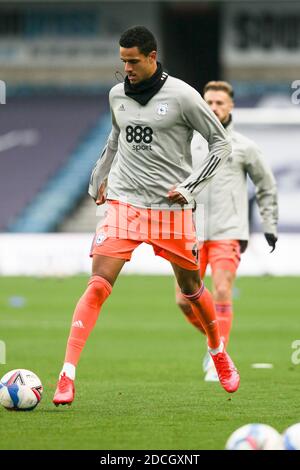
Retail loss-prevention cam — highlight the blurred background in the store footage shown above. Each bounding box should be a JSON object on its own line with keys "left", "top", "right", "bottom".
{"left": 0, "top": 0, "right": 299, "bottom": 276}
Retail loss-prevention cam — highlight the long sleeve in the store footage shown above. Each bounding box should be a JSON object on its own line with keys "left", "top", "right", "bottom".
{"left": 88, "top": 105, "right": 120, "bottom": 201}
{"left": 245, "top": 143, "right": 278, "bottom": 236}
{"left": 175, "top": 88, "right": 232, "bottom": 203}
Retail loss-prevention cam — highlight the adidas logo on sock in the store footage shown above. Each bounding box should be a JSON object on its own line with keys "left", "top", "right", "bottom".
{"left": 72, "top": 320, "right": 85, "bottom": 329}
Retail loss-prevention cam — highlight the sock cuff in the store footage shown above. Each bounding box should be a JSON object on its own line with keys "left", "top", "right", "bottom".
{"left": 61, "top": 362, "right": 76, "bottom": 380}
{"left": 88, "top": 275, "right": 112, "bottom": 295}
{"left": 215, "top": 302, "right": 232, "bottom": 313}
{"left": 181, "top": 281, "right": 204, "bottom": 301}
{"left": 208, "top": 341, "right": 224, "bottom": 355}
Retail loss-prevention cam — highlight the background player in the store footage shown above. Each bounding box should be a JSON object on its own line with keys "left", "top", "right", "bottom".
{"left": 175, "top": 80, "right": 278, "bottom": 381}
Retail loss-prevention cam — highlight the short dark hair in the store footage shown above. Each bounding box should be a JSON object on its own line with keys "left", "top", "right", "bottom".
{"left": 119, "top": 26, "right": 157, "bottom": 56}
{"left": 203, "top": 81, "right": 234, "bottom": 99}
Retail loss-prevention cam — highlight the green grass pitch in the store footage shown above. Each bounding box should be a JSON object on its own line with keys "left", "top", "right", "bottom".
{"left": 0, "top": 275, "right": 299, "bottom": 450}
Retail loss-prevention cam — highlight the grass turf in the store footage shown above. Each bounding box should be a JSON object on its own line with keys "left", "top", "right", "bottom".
{"left": 0, "top": 275, "right": 299, "bottom": 450}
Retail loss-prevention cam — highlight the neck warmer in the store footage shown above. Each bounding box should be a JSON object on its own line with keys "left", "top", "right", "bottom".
{"left": 222, "top": 114, "right": 232, "bottom": 129}
{"left": 124, "top": 62, "right": 168, "bottom": 106}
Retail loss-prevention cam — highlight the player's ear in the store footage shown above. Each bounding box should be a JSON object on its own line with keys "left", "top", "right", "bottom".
{"left": 148, "top": 50, "right": 157, "bottom": 62}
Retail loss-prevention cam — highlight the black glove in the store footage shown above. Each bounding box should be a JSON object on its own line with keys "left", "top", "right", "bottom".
{"left": 239, "top": 240, "right": 248, "bottom": 253}
{"left": 264, "top": 233, "right": 278, "bottom": 253}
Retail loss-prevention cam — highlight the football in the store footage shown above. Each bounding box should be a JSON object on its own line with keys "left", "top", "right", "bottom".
{"left": 225, "top": 423, "right": 284, "bottom": 450}
{"left": 282, "top": 423, "right": 300, "bottom": 450}
{"left": 0, "top": 369, "right": 43, "bottom": 411}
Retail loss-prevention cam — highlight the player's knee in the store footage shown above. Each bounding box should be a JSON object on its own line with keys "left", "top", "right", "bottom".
{"left": 179, "top": 278, "right": 201, "bottom": 296}
{"left": 92, "top": 268, "right": 116, "bottom": 286}
{"left": 214, "top": 283, "right": 231, "bottom": 301}
{"left": 88, "top": 275, "right": 112, "bottom": 297}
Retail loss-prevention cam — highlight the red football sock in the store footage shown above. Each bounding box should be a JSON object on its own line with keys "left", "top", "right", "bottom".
{"left": 184, "top": 310, "right": 206, "bottom": 335}
{"left": 64, "top": 275, "right": 112, "bottom": 366}
{"left": 215, "top": 302, "right": 233, "bottom": 347}
{"left": 182, "top": 283, "right": 221, "bottom": 349}
{"left": 178, "top": 297, "right": 206, "bottom": 335}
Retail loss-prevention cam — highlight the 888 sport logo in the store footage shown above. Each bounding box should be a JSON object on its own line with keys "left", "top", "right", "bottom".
{"left": 126, "top": 125, "right": 153, "bottom": 151}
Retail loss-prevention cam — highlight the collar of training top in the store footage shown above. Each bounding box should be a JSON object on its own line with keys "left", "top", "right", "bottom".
{"left": 222, "top": 113, "right": 232, "bottom": 129}
{"left": 124, "top": 62, "right": 168, "bottom": 106}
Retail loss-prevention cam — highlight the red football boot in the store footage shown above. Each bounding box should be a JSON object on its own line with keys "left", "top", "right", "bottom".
{"left": 210, "top": 350, "right": 240, "bottom": 393}
{"left": 53, "top": 373, "right": 75, "bottom": 406}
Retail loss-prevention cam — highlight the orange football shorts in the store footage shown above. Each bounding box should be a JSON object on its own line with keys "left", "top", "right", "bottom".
{"left": 199, "top": 240, "right": 241, "bottom": 278}
{"left": 90, "top": 200, "right": 200, "bottom": 271}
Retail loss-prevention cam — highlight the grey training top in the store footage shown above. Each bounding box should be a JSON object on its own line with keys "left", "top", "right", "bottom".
{"left": 89, "top": 75, "right": 232, "bottom": 209}
{"left": 191, "top": 122, "right": 278, "bottom": 240}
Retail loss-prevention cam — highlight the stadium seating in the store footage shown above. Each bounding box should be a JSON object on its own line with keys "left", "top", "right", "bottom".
{"left": 0, "top": 94, "right": 109, "bottom": 232}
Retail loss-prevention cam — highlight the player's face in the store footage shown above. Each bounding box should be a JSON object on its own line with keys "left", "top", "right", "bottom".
{"left": 204, "top": 90, "right": 233, "bottom": 125}
{"left": 120, "top": 46, "right": 157, "bottom": 85}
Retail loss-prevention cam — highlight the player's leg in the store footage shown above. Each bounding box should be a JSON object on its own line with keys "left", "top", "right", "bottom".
{"left": 171, "top": 263, "right": 221, "bottom": 349}
{"left": 173, "top": 242, "right": 218, "bottom": 378}
{"left": 150, "top": 208, "right": 239, "bottom": 393}
{"left": 175, "top": 242, "right": 208, "bottom": 334}
{"left": 175, "top": 281, "right": 205, "bottom": 334}
{"left": 203, "top": 270, "right": 235, "bottom": 382}
{"left": 211, "top": 268, "right": 236, "bottom": 347}
{"left": 171, "top": 262, "right": 240, "bottom": 393}
{"left": 53, "top": 199, "right": 142, "bottom": 405}
{"left": 63, "top": 254, "right": 125, "bottom": 372}
{"left": 53, "top": 255, "right": 125, "bottom": 406}
{"left": 209, "top": 240, "right": 240, "bottom": 347}
{"left": 202, "top": 241, "right": 240, "bottom": 381}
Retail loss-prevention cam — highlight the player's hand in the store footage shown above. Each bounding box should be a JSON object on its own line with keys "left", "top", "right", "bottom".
{"left": 167, "top": 189, "right": 188, "bottom": 205}
{"left": 96, "top": 182, "right": 107, "bottom": 205}
{"left": 264, "top": 233, "right": 278, "bottom": 253}
{"left": 239, "top": 240, "right": 248, "bottom": 253}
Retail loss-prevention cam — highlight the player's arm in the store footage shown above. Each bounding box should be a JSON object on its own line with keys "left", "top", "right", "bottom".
{"left": 168, "top": 132, "right": 207, "bottom": 204}
{"left": 174, "top": 88, "right": 231, "bottom": 203}
{"left": 245, "top": 143, "right": 278, "bottom": 251}
{"left": 88, "top": 101, "right": 120, "bottom": 203}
